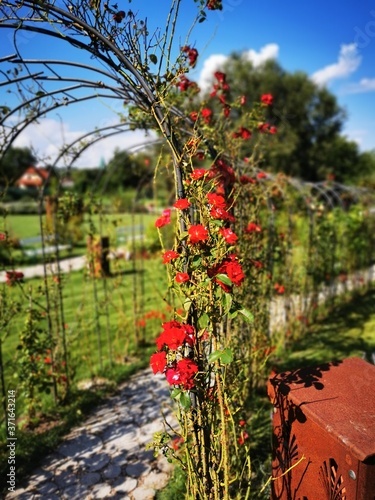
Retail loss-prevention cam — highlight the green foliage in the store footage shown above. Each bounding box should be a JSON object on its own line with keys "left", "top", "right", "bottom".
{"left": 15, "top": 302, "right": 55, "bottom": 419}
{"left": 205, "top": 57, "right": 374, "bottom": 183}
{"left": 0, "top": 147, "right": 36, "bottom": 185}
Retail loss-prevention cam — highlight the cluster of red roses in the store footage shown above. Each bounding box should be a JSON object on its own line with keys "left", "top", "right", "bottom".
{"left": 154, "top": 208, "right": 171, "bottom": 228}
{"left": 5, "top": 271, "right": 24, "bottom": 286}
{"left": 208, "top": 254, "right": 245, "bottom": 293}
{"left": 150, "top": 320, "right": 199, "bottom": 390}
{"left": 206, "top": 0, "right": 222, "bottom": 10}
{"left": 44, "top": 352, "right": 68, "bottom": 384}
{"left": 136, "top": 309, "right": 167, "bottom": 328}
{"left": 177, "top": 74, "right": 199, "bottom": 93}
{"left": 182, "top": 45, "right": 198, "bottom": 67}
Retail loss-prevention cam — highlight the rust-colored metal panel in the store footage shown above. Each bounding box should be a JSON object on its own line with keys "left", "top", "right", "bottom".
{"left": 268, "top": 357, "right": 375, "bottom": 500}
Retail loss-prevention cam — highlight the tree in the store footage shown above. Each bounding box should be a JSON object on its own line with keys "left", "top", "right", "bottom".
{"left": 102, "top": 148, "right": 151, "bottom": 192}
{"left": 0, "top": 146, "right": 36, "bottom": 185}
{"left": 202, "top": 56, "right": 369, "bottom": 183}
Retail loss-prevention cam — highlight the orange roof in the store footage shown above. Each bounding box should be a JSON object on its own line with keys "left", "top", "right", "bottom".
{"left": 16, "top": 166, "right": 50, "bottom": 188}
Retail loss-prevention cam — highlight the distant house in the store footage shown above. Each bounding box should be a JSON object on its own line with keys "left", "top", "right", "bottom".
{"left": 60, "top": 176, "right": 75, "bottom": 190}
{"left": 15, "top": 166, "right": 50, "bottom": 190}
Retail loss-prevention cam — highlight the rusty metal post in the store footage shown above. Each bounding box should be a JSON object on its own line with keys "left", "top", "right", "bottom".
{"left": 100, "top": 236, "right": 110, "bottom": 277}
{"left": 268, "top": 357, "right": 375, "bottom": 500}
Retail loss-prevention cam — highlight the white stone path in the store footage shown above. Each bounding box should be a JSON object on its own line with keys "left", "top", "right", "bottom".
{"left": 6, "top": 369, "right": 176, "bottom": 500}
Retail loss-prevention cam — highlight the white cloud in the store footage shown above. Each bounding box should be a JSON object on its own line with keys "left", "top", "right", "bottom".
{"left": 311, "top": 43, "right": 361, "bottom": 86}
{"left": 242, "top": 43, "right": 279, "bottom": 67}
{"left": 342, "top": 78, "right": 375, "bottom": 94}
{"left": 198, "top": 43, "right": 279, "bottom": 92}
{"left": 12, "top": 118, "right": 156, "bottom": 168}
{"left": 198, "top": 54, "right": 228, "bottom": 92}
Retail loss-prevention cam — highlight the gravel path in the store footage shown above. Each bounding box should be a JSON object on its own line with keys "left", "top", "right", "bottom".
{"left": 5, "top": 369, "right": 177, "bottom": 500}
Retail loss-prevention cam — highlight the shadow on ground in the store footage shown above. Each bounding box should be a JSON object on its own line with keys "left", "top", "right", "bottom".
{"left": 275, "top": 288, "right": 375, "bottom": 372}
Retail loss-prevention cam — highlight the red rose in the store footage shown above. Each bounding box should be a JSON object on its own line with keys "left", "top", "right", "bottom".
{"left": 190, "top": 111, "right": 199, "bottom": 122}
{"left": 210, "top": 206, "right": 235, "bottom": 222}
{"left": 219, "top": 228, "right": 238, "bottom": 244}
{"left": 233, "top": 127, "right": 251, "bottom": 140}
{"left": 238, "top": 431, "right": 249, "bottom": 445}
{"left": 201, "top": 107, "right": 213, "bottom": 124}
{"left": 156, "top": 327, "right": 186, "bottom": 351}
{"left": 223, "top": 105, "right": 231, "bottom": 118}
{"left": 188, "top": 224, "right": 208, "bottom": 244}
{"left": 191, "top": 168, "right": 207, "bottom": 180}
{"left": 207, "top": 192, "right": 226, "bottom": 208}
{"left": 173, "top": 198, "right": 191, "bottom": 210}
{"left": 214, "top": 71, "right": 226, "bottom": 84}
{"left": 5, "top": 271, "right": 24, "bottom": 286}
{"left": 165, "top": 359, "right": 199, "bottom": 389}
{"left": 166, "top": 367, "right": 181, "bottom": 385}
{"left": 274, "top": 283, "right": 285, "bottom": 294}
{"left": 261, "top": 93, "right": 273, "bottom": 106}
{"left": 150, "top": 351, "right": 167, "bottom": 374}
{"left": 175, "top": 272, "right": 190, "bottom": 284}
{"left": 156, "top": 321, "right": 195, "bottom": 350}
{"left": 155, "top": 209, "right": 171, "bottom": 228}
{"left": 177, "top": 358, "right": 198, "bottom": 389}
{"left": 177, "top": 75, "right": 198, "bottom": 92}
{"left": 258, "top": 123, "right": 269, "bottom": 133}
{"left": 226, "top": 260, "right": 245, "bottom": 286}
{"left": 206, "top": 0, "right": 222, "bottom": 10}
{"left": 246, "top": 222, "right": 262, "bottom": 233}
{"left": 182, "top": 46, "right": 198, "bottom": 67}
{"left": 162, "top": 250, "right": 180, "bottom": 264}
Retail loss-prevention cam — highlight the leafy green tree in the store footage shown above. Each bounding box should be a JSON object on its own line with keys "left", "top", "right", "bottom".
{"left": 205, "top": 57, "right": 371, "bottom": 183}
{"left": 102, "top": 148, "right": 152, "bottom": 192}
{"left": 0, "top": 146, "right": 36, "bottom": 185}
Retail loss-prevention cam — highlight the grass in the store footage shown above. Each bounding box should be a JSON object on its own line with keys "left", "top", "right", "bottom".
{"left": 1, "top": 256, "right": 169, "bottom": 401}
{"left": 2, "top": 212, "right": 157, "bottom": 241}
{"left": 3, "top": 214, "right": 43, "bottom": 240}
{"left": 275, "top": 288, "right": 375, "bottom": 371}
{"left": 1, "top": 211, "right": 159, "bottom": 266}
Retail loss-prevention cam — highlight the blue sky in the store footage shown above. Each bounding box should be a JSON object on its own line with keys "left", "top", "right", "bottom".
{"left": 1, "top": 0, "right": 374, "bottom": 167}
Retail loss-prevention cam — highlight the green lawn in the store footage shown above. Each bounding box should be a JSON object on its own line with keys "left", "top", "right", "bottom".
{"left": 2, "top": 212, "right": 158, "bottom": 240}
{"left": 1, "top": 255, "right": 169, "bottom": 385}
{"left": 2, "top": 214, "right": 43, "bottom": 240}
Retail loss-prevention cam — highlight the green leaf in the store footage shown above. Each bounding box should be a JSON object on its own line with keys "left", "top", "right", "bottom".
{"left": 179, "top": 391, "right": 192, "bottom": 410}
{"left": 191, "top": 255, "right": 202, "bottom": 268}
{"left": 208, "top": 350, "right": 222, "bottom": 364}
{"left": 170, "top": 387, "right": 181, "bottom": 399}
{"left": 216, "top": 273, "right": 232, "bottom": 286}
{"left": 149, "top": 54, "right": 158, "bottom": 64}
{"left": 208, "top": 348, "right": 233, "bottom": 365}
{"left": 220, "top": 348, "right": 233, "bottom": 364}
{"left": 228, "top": 309, "right": 238, "bottom": 319}
{"left": 198, "top": 313, "right": 209, "bottom": 329}
{"left": 239, "top": 307, "right": 254, "bottom": 323}
{"left": 222, "top": 292, "right": 232, "bottom": 314}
